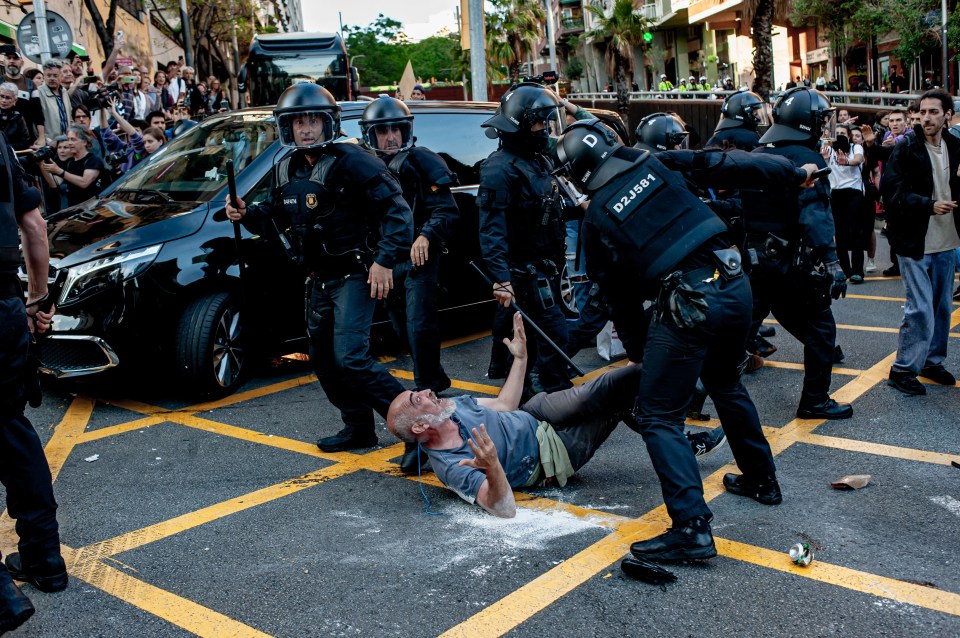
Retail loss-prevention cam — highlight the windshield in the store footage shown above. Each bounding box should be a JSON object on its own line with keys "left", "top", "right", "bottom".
{"left": 248, "top": 54, "right": 348, "bottom": 105}
{"left": 113, "top": 113, "right": 279, "bottom": 202}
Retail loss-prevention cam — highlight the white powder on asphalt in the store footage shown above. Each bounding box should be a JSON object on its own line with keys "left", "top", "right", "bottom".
{"left": 930, "top": 495, "right": 960, "bottom": 519}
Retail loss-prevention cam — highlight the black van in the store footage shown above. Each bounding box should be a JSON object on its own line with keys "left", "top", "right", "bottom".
{"left": 32, "top": 102, "right": 626, "bottom": 397}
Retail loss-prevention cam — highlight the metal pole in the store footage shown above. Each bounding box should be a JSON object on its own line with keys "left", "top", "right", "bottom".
{"left": 229, "top": 0, "right": 240, "bottom": 107}
{"left": 180, "top": 0, "right": 194, "bottom": 67}
{"left": 34, "top": 0, "right": 52, "bottom": 64}
{"left": 468, "top": 0, "right": 487, "bottom": 101}
{"left": 942, "top": 0, "right": 950, "bottom": 92}
{"left": 544, "top": 0, "right": 557, "bottom": 76}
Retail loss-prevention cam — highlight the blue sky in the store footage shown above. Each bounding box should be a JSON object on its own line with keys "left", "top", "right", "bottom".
{"left": 303, "top": 1, "right": 462, "bottom": 41}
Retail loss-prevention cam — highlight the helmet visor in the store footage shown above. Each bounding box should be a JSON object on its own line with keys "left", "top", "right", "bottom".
{"left": 276, "top": 110, "right": 337, "bottom": 149}
{"left": 750, "top": 102, "right": 772, "bottom": 130}
{"left": 363, "top": 120, "right": 413, "bottom": 155}
{"left": 527, "top": 105, "right": 565, "bottom": 137}
{"left": 820, "top": 110, "right": 838, "bottom": 141}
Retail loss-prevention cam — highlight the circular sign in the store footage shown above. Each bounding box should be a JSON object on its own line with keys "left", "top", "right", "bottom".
{"left": 16, "top": 11, "right": 74, "bottom": 65}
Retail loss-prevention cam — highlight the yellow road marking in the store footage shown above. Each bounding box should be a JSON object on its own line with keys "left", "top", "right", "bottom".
{"left": 796, "top": 433, "right": 960, "bottom": 466}
{"left": 760, "top": 360, "right": 865, "bottom": 376}
{"left": 43, "top": 396, "right": 96, "bottom": 482}
{"left": 390, "top": 368, "right": 501, "bottom": 395}
{"left": 716, "top": 538, "right": 960, "bottom": 617}
{"left": 64, "top": 548, "right": 271, "bottom": 637}
{"left": 845, "top": 293, "right": 906, "bottom": 302}
{"left": 78, "top": 415, "right": 168, "bottom": 443}
{"left": 441, "top": 330, "right": 493, "bottom": 348}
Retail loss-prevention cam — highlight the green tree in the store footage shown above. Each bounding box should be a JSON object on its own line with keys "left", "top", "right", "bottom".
{"left": 743, "top": 0, "right": 793, "bottom": 99}
{"left": 343, "top": 14, "right": 411, "bottom": 87}
{"left": 487, "top": 0, "right": 546, "bottom": 84}
{"left": 585, "top": 0, "right": 651, "bottom": 126}
{"left": 409, "top": 34, "right": 461, "bottom": 82}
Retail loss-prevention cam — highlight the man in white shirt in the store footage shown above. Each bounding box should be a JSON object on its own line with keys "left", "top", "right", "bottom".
{"left": 823, "top": 125, "right": 867, "bottom": 281}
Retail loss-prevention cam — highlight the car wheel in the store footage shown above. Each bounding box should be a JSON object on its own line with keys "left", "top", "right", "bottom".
{"left": 176, "top": 292, "right": 245, "bottom": 397}
{"left": 559, "top": 263, "right": 580, "bottom": 319}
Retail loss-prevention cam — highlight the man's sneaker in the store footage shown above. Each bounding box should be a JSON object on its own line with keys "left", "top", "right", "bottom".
{"left": 758, "top": 325, "right": 776, "bottom": 338}
{"left": 0, "top": 577, "right": 34, "bottom": 634}
{"left": 796, "top": 398, "right": 853, "bottom": 420}
{"left": 754, "top": 336, "right": 777, "bottom": 358}
{"left": 882, "top": 264, "right": 900, "bottom": 276}
{"left": 4, "top": 553, "right": 68, "bottom": 593}
{"left": 850, "top": 274, "right": 864, "bottom": 284}
{"left": 921, "top": 365, "right": 956, "bottom": 386}
{"left": 888, "top": 369, "right": 926, "bottom": 395}
{"left": 865, "top": 258, "right": 877, "bottom": 273}
{"left": 723, "top": 473, "right": 783, "bottom": 505}
{"left": 317, "top": 429, "right": 378, "bottom": 453}
{"left": 687, "top": 428, "right": 727, "bottom": 459}
{"left": 630, "top": 516, "right": 716, "bottom": 562}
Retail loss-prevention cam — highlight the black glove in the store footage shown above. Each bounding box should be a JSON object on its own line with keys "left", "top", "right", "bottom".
{"left": 824, "top": 260, "right": 847, "bottom": 299}
{"left": 658, "top": 273, "right": 709, "bottom": 329}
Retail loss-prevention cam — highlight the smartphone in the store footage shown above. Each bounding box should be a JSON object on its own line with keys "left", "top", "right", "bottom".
{"left": 79, "top": 55, "right": 90, "bottom": 62}
{"left": 82, "top": 76, "right": 98, "bottom": 84}
{"left": 120, "top": 75, "right": 137, "bottom": 84}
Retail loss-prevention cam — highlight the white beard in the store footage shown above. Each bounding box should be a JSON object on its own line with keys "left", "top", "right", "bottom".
{"left": 423, "top": 399, "right": 456, "bottom": 425}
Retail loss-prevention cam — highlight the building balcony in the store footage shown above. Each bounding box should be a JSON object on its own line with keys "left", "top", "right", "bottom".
{"left": 639, "top": 3, "right": 660, "bottom": 21}
{"left": 559, "top": 17, "right": 585, "bottom": 36}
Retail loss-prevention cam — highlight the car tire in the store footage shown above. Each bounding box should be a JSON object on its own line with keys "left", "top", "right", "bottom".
{"left": 559, "top": 262, "right": 580, "bottom": 319}
{"left": 176, "top": 292, "right": 245, "bottom": 397}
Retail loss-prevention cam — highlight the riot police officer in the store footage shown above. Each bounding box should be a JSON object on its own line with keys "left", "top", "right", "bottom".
{"left": 634, "top": 112, "right": 690, "bottom": 152}
{"left": 743, "top": 86, "right": 852, "bottom": 420}
{"left": 705, "top": 89, "right": 768, "bottom": 150}
{"left": 359, "top": 96, "right": 458, "bottom": 395}
{"left": 1, "top": 129, "right": 67, "bottom": 635}
{"left": 478, "top": 83, "right": 571, "bottom": 393}
{"left": 226, "top": 83, "right": 413, "bottom": 452}
{"left": 555, "top": 119, "right": 817, "bottom": 562}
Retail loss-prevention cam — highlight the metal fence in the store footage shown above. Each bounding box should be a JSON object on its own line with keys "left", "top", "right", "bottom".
{"left": 569, "top": 90, "right": 923, "bottom": 111}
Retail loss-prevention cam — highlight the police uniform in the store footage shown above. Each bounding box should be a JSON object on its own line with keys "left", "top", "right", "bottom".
{"left": 556, "top": 120, "right": 811, "bottom": 559}
{"left": 478, "top": 144, "right": 571, "bottom": 393}
{"left": 0, "top": 132, "right": 66, "bottom": 600}
{"left": 704, "top": 127, "right": 761, "bottom": 151}
{"left": 385, "top": 145, "right": 458, "bottom": 392}
{"left": 242, "top": 142, "right": 413, "bottom": 450}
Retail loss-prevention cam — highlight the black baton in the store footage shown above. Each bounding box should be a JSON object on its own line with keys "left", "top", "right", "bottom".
{"left": 469, "top": 261, "right": 585, "bottom": 378}
{"left": 226, "top": 160, "right": 247, "bottom": 299}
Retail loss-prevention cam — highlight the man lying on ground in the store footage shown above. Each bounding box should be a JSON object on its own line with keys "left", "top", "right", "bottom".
{"left": 386, "top": 313, "right": 723, "bottom": 517}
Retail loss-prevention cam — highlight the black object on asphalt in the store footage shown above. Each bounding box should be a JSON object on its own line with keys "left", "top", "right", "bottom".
{"left": 620, "top": 556, "right": 677, "bottom": 588}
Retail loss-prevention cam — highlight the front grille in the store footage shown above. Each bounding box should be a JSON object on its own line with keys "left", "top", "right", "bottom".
{"left": 41, "top": 336, "right": 120, "bottom": 377}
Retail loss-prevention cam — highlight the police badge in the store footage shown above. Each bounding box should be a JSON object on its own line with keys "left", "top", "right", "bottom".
{"left": 305, "top": 193, "right": 318, "bottom": 209}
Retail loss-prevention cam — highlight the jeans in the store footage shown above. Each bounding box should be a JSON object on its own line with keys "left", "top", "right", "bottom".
{"left": 0, "top": 296, "right": 61, "bottom": 562}
{"left": 635, "top": 272, "right": 775, "bottom": 524}
{"left": 307, "top": 274, "right": 405, "bottom": 436}
{"left": 389, "top": 257, "right": 449, "bottom": 391}
{"left": 893, "top": 250, "right": 957, "bottom": 375}
{"left": 520, "top": 365, "right": 641, "bottom": 471}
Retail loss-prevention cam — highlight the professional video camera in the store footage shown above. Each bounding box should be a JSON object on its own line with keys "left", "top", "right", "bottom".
{"left": 521, "top": 70, "right": 558, "bottom": 86}
{"left": 84, "top": 83, "right": 122, "bottom": 110}
{"left": 24, "top": 145, "right": 55, "bottom": 162}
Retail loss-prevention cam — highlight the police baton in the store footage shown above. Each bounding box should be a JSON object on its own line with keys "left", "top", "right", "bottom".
{"left": 226, "top": 160, "right": 247, "bottom": 303}
{"left": 469, "top": 261, "right": 585, "bottom": 378}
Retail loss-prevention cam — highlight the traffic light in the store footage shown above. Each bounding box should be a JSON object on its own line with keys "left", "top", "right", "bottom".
{"left": 643, "top": 31, "right": 653, "bottom": 44}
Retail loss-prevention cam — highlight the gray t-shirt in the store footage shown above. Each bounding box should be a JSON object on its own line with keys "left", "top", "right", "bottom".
{"left": 425, "top": 396, "right": 540, "bottom": 504}
{"left": 924, "top": 138, "right": 960, "bottom": 254}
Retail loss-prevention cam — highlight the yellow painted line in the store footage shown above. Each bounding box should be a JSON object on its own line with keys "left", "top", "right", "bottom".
{"left": 78, "top": 415, "right": 168, "bottom": 443}
{"left": 183, "top": 373, "right": 318, "bottom": 413}
{"left": 64, "top": 548, "right": 271, "bottom": 637}
{"left": 760, "top": 360, "right": 865, "bottom": 376}
{"left": 715, "top": 538, "right": 960, "bottom": 617}
{"left": 441, "top": 330, "right": 492, "bottom": 348}
{"left": 172, "top": 413, "right": 334, "bottom": 459}
{"left": 573, "top": 359, "right": 628, "bottom": 385}
{"left": 43, "top": 396, "right": 96, "bottom": 482}
{"left": 389, "top": 368, "right": 501, "bottom": 395}
{"left": 83, "top": 465, "right": 362, "bottom": 559}
{"left": 797, "top": 433, "right": 960, "bottom": 466}
{"left": 845, "top": 293, "right": 907, "bottom": 302}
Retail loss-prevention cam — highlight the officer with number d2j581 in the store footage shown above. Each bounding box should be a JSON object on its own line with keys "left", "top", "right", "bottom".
{"left": 742, "top": 86, "right": 852, "bottom": 420}
{"left": 1, "top": 130, "right": 69, "bottom": 635}
{"left": 554, "top": 119, "right": 818, "bottom": 564}
{"left": 478, "top": 83, "right": 571, "bottom": 394}
{"left": 226, "top": 83, "right": 413, "bottom": 453}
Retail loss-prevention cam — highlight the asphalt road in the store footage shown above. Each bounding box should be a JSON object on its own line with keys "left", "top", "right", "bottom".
{"left": 3, "top": 243, "right": 960, "bottom": 637}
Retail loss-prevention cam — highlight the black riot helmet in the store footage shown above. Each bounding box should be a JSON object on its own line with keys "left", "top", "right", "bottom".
{"left": 556, "top": 119, "right": 644, "bottom": 194}
{"left": 633, "top": 112, "right": 689, "bottom": 152}
{"left": 716, "top": 90, "right": 770, "bottom": 132}
{"left": 360, "top": 95, "right": 414, "bottom": 156}
{"left": 482, "top": 83, "right": 564, "bottom": 138}
{"left": 759, "top": 86, "right": 836, "bottom": 146}
{"left": 273, "top": 82, "right": 341, "bottom": 150}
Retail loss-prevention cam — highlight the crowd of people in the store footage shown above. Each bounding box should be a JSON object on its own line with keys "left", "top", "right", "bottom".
{"left": 3, "top": 53, "right": 959, "bottom": 629}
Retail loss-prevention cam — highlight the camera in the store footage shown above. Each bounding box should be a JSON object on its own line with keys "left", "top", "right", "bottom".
{"left": 833, "top": 135, "right": 850, "bottom": 154}
{"left": 27, "top": 146, "right": 55, "bottom": 162}
{"left": 85, "top": 83, "right": 121, "bottom": 110}
{"left": 522, "top": 70, "right": 558, "bottom": 86}
{"left": 106, "top": 150, "right": 128, "bottom": 166}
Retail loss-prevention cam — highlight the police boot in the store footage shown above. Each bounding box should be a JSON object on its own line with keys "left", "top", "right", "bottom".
{"left": 723, "top": 473, "right": 783, "bottom": 505}
{"left": 317, "top": 428, "right": 378, "bottom": 453}
{"left": 796, "top": 398, "right": 853, "bottom": 420}
{"left": 399, "top": 442, "right": 431, "bottom": 475}
{"left": 4, "top": 553, "right": 68, "bottom": 593}
{"left": 0, "top": 568, "right": 34, "bottom": 635}
{"left": 630, "top": 516, "right": 716, "bottom": 562}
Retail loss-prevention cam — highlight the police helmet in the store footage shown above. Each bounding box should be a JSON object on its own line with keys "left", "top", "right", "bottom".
{"left": 700, "top": 76, "right": 708, "bottom": 84}
{"left": 360, "top": 95, "right": 414, "bottom": 156}
{"left": 660, "top": 74, "right": 667, "bottom": 80}
{"left": 481, "top": 83, "right": 563, "bottom": 137}
{"left": 633, "top": 112, "right": 689, "bottom": 152}
{"left": 716, "top": 90, "right": 769, "bottom": 132}
{"left": 556, "top": 119, "right": 644, "bottom": 194}
{"left": 688, "top": 76, "right": 696, "bottom": 84}
{"left": 759, "top": 86, "right": 835, "bottom": 146}
{"left": 274, "top": 82, "right": 341, "bottom": 150}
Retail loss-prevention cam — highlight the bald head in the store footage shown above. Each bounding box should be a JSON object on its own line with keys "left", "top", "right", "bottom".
{"left": 387, "top": 391, "right": 419, "bottom": 442}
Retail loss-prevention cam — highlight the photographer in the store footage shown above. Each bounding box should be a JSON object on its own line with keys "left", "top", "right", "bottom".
{"left": 34, "top": 135, "right": 70, "bottom": 215}
{"left": 98, "top": 97, "right": 145, "bottom": 173}
{"left": 41, "top": 125, "right": 105, "bottom": 206}
{"left": 0, "top": 82, "right": 30, "bottom": 150}
{"left": 823, "top": 124, "right": 867, "bottom": 282}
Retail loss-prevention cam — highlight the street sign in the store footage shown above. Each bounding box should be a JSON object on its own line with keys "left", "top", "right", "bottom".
{"left": 16, "top": 10, "right": 73, "bottom": 64}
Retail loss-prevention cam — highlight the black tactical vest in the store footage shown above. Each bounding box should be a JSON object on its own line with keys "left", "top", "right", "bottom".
{"left": 741, "top": 144, "right": 826, "bottom": 241}
{"left": 0, "top": 138, "right": 21, "bottom": 275}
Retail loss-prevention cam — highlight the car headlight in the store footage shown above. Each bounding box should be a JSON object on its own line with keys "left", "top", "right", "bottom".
{"left": 60, "top": 244, "right": 162, "bottom": 305}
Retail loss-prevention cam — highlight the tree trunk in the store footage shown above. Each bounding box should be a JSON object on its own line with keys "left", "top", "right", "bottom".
{"left": 750, "top": 0, "right": 775, "bottom": 100}
{"left": 614, "top": 53, "right": 630, "bottom": 132}
{"left": 82, "top": 0, "right": 119, "bottom": 62}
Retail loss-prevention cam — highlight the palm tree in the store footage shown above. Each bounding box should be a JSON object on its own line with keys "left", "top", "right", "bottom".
{"left": 487, "top": 0, "right": 546, "bottom": 84}
{"left": 743, "top": 0, "right": 792, "bottom": 99}
{"left": 585, "top": 0, "right": 651, "bottom": 128}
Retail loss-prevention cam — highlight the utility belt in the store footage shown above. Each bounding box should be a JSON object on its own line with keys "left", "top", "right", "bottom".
{"left": 509, "top": 259, "right": 559, "bottom": 280}
{"left": 745, "top": 233, "right": 793, "bottom": 267}
{"left": 307, "top": 252, "right": 371, "bottom": 288}
{"left": 509, "top": 259, "right": 559, "bottom": 311}
{"left": 656, "top": 248, "right": 742, "bottom": 330}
